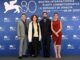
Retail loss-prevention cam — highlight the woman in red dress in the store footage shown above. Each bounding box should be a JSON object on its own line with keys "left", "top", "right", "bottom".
{"left": 51, "top": 12, "right": 62, "bottom": 59}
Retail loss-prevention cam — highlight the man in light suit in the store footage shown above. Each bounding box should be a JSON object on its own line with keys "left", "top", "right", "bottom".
{"left": 17, "top": 13, "right": 29, "bottom": 59}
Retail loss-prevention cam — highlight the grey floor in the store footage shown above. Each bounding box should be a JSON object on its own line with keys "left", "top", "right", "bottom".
{"left": 0, "top": 55, "right": 80, "bottom": 60}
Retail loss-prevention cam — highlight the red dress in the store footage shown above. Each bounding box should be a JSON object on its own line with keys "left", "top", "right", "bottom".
{"left": 52, "top": 20, "right": 62, "bottom": 45}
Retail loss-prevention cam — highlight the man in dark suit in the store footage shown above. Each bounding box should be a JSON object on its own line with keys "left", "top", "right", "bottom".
{"left": 40, "top": 12, "right": 52, "bottom": 57}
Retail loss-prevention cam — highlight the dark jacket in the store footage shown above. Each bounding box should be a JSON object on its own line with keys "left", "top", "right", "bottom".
{"left": 40, "top": 18, "right": 52, "bottom": 38}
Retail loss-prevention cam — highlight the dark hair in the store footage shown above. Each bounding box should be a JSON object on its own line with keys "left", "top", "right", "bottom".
{"left": 31, "top": 14, "right": 38, "bottom": 22}
{"left": 21, "top": 13, "right": 26, "bottom": 16}
{"left": 54, "top": 12, "right": 58, "bottom": 16}
{"left": 42, "top": 12, "right": 48, "bottom": 15}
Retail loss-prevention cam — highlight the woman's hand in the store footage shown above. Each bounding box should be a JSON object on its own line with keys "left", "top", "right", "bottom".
{"left": 55, "top": 32, "right": 59, "bottom": 37}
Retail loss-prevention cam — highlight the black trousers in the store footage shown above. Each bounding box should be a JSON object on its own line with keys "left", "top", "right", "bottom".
{"left": 29, "top": 37, "right": 40, "bottom": 56}
{"left": 42, "top": 36, "right": 51, "bottom": 57}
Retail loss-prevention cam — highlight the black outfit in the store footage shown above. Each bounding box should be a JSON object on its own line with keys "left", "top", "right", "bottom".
{"left": 28, "top": 22, "right": 41, "bottom": 57}
{"left": 40, "top": 18, "right": 51, "bottom": 57}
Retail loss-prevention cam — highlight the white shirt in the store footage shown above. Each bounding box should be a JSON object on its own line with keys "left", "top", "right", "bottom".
{"left": 33, "top": 23, "right": 38, "bottom": 37}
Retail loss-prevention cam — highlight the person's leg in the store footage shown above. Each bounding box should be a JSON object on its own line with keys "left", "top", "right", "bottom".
{"left": 57, "top": 35, "right": 62, "bottom": 59}
{"left": 54, "top": 42, "right": 58, "bottom": 58}
{"left": 19, "top": 39, "right": 24, "bottom": 57}
{"left": 46, "top": 38, "right": 50, "bottom": 57}
{"left": 57, "top": 45, "right": 61, "bottom": 58}
{"left": 45, "top": 42, "right": 50, "bottom": 57}
{"left": 23, "top": 38, "right": 27, "bottom": 56}
{"left": 42, "top": 39, "right": 46, "bottom": 57}
{"left": 34, "top": 38, "right": 39, "bottom": 57}
{"left": 32, "top": 37, "right": 36, "bottom": 56}
{"left": 28, "top": 42, "right": 33, "bottom": 56}
{"left": 37, "top": 41, "right": 41, "bottom": 56}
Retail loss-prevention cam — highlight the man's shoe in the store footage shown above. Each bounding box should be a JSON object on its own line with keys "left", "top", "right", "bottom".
{"left": 18, "top": 56, "right": 23, "bottom": 59}
{"left": 44, "top": 55, "right": 50, "bottom": 58}
{"left": 22, "top": 55, "right": 28, "bottom": 57}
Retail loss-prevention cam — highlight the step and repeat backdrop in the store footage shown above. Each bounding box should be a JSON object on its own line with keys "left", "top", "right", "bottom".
{"left": 0, "top": 0, "right": 80, "bottom": 56}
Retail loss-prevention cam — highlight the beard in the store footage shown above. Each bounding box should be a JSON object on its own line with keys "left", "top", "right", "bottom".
{"left": 43, "top": 17, "right": 48, "bottom": 19}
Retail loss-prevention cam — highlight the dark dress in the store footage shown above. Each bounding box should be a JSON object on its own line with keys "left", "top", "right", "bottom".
{"left": 52, "top": 20, "right": 62, "bottom": 45}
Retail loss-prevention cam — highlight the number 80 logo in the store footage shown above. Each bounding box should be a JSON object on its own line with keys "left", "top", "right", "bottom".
{"left": 21, "top": 0, "right": 37, "bottom": 13}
